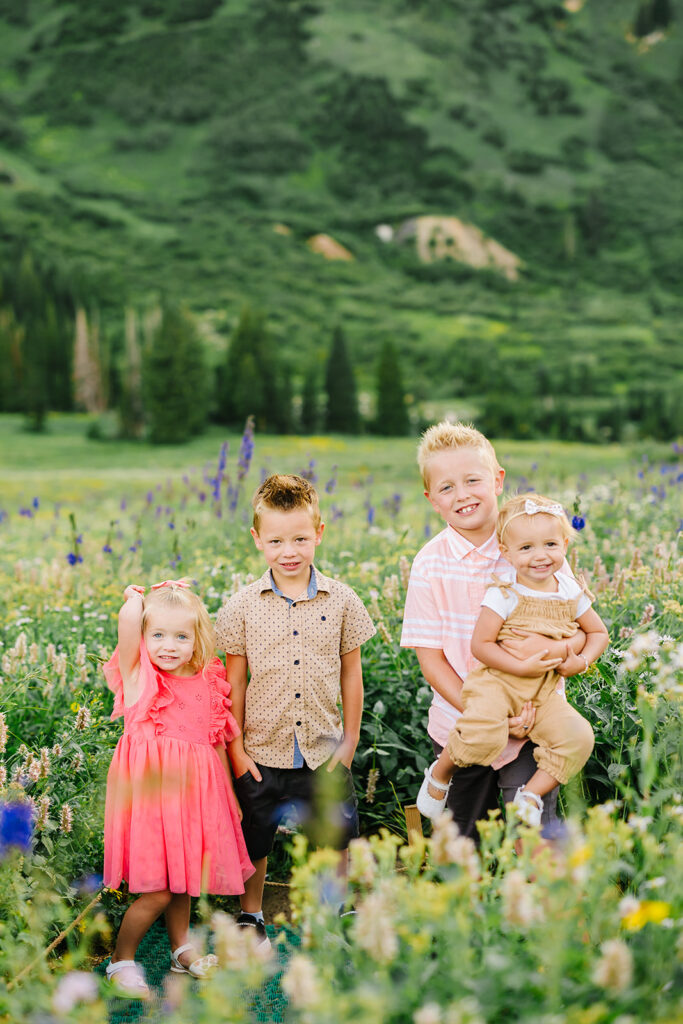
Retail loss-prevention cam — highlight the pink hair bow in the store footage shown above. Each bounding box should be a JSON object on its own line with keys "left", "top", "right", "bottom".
{"left": 150, "top": 579, "right": 190, "bottom": 590}
{"left": 524, "top": 499, "right": 564, "bottom": 517}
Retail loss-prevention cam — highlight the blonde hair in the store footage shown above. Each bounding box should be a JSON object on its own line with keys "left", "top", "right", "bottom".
{"left": 142, "top": 581, "right": 215, "bottom": 673}
{"left": 418, "top": 420, "right": 501, "bottom": 489}
{"left": 252, "top": 474, "right": 321, "bottom": 532}
{"left": 497, "top": 494, "right": 575, "bottom": 546}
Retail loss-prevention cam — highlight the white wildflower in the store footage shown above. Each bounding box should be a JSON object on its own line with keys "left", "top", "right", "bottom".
{"left": 28, "top": 643, "right": 39, "bottom": 664}
{"left": 72, "top": 751, "right": 84, "bottom": 772}
{"left": 39, "top": 747, "right": 51, "bottom": 778}
{"left": 354, "top": 890, "right": 398, "bottom": 963}
{"left": 377, "top": 619, "right": 393, "bottom": 645}
{"left": 211, "top": 910, "right": 258, "bottom": 969}
{"left": 365, "top": 766, "right": 379, "bottom": 804}
{"left": 52, "top": 970, "right": 98, "bottom": 1014}
{"left": 414, "top": 1003, "right": 442, "bottom": 1024}
{"left": 13, "top": 632, "right": 27, "bottom": 660}
{"left": 348, "top": 837, "right": 376, "bottom": 886}
{"left": 36, "top": 794, "right": 50, "bottom": 829}
{"left": 0, "top": 764, "right": 6, "bottom": 788}
{"left": 430, "top": 815, "right": 479, "bottom": 877}
{"left": 51, "top": 743, "right": 63, "bottom": 758}
{"left": 59, "top": 804, "right": 73, "bottom": 834}
{"left": 618, "top": 896, "right": 640, "bottom": 918}
{"left": 592, "top": 938, "right": 633, "bottom": 993}
{"left": 399, "top": 555, "right": 411, "bottom": 590}
{"left": 46, "top": 643, "right": 56, "bottom": 665}
{"left": 444, "top": 997, "right": 485, "bottom": 1024}
{"left": 75, "top": 706, "right": 91, "bottom": 731}
{"left": 501, "top": 869, "right": 542, "bottom": 927}
{"left": 0, "top": 713, "right": 7, "bottom": 754}
{"left": 28, "top": 760, "right": 42, "bottom": 782}
{"left": 75, "top": 644, "right": 87, "bottom": 667}
{"left": 382, "top": 574, "right": 399, "bottom": 605}
{"left": 281, "top": 954, "right": 321, "bottom": 1009}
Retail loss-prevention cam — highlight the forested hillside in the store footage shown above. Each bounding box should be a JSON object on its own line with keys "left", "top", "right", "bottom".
{"left": 0, "top": 0, "right": 682, "bottom": 439}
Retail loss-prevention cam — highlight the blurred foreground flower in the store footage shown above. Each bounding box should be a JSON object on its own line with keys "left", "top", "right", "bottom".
{"left": 592, "top": 938, "right": 633, "bottom": 993}
{"left": 52, "top": 970, "right": 98, "bottom": 1014}
{"left": 0, "top": 800, "right": 34, "bottom": 854}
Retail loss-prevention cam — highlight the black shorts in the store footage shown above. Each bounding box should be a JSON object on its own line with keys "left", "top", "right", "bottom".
{"left": 233, "top": 761, "right": 360, "bottom": 862}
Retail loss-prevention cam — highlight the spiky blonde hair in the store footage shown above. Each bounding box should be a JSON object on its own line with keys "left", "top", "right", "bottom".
{"left": 252, "top": 474, "right": 321, "bottom": 532}
{"left": 417, "top": 420, "right": 501, "bottom": 489}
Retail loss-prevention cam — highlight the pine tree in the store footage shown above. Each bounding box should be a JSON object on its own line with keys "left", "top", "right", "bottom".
{"left": 651, "top": 0, "right": 672, "bottom": 28}
{"left": 142, "top": 304, "right": 208, "bottom": 444}
{"left": 633, "top": 1, "right": 654, "bottom": 36}
{"left": 374, "top": 339, "right": 409, "bottom": 436}
{"left": 219, "top": 306, "right": 290, "bottom": 432}
{"left": 324, "top": 326, "right": 360, "bottom": 433}
{"left": 118, "top": 307, "right": 145, "bottom": 439}
{"left": 73, "top": 307, "right": 105, "bottom": 413}
{"left": 300, "top": 365, "right": 319, "bottom": 434}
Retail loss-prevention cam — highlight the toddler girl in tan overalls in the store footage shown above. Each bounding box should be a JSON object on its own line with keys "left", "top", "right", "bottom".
{"left": 417, "top": 493, "right": 609, "bottom": 827}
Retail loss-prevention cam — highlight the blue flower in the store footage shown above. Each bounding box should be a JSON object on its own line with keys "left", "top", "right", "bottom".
{"left": 66, "top": 552, "right": 83, "bottom": 565}
{"left": 32, "top": 497, "right": 39, "bottom": 509}
{"left": 102, "top": 544, "right": 112, "bottom": 553}
{"left": 572, "top": 515, "right": 585, "bottom": 531}
{"left": 0, "top": 802, "right": 34, "bottom": 854}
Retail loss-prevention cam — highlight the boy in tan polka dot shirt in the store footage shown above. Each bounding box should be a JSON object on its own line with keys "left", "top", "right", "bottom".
{"left": 216, "top": 474, "right": 375, "bottom": 946}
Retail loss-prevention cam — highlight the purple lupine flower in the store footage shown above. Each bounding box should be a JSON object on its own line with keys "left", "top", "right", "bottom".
{"left": 572, "top": 515, "right": 585, "bottom": 531}
{"left": 237, "top": 417, "right": 255, "bottom": 482}
{"left": 0, "top": 802, "right": 34, "bottom": 854}
{"left": 325, "top": 466, "right": 338, "bottom": 494}
{"left": 66, "top": 552, "right": 83, "bottom": 565}
{"left": 32, "top": 497, "right": 39, "bottom": 509}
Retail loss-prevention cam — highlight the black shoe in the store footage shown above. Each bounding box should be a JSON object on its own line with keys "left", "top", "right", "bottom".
{"left": 236, "top": 912, "right": 272, "bottom": 954}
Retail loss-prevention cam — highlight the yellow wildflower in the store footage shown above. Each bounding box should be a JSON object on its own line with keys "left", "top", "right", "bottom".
{"left": 621, "top": 900, "right": 671, "bottom": 931}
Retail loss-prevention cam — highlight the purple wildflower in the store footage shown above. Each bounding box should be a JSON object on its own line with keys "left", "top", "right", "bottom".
{"left": 0, "top": 802, "right": 34, "bottom": 854}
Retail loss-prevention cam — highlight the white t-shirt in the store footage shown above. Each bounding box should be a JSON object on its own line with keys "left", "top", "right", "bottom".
{"left": 482, "top": 571, "right": 591, "bottom": 621}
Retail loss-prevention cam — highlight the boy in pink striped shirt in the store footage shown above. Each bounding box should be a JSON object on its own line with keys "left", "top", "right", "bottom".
{"left": 400, "top": 421, "right": 586, "bottom": 839}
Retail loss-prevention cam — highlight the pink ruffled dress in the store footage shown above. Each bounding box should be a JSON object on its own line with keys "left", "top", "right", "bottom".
{"left": 103, "top": 642, "right": 253, "bottom": 897}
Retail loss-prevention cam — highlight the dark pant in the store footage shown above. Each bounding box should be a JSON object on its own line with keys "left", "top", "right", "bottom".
{"left": 432, "top": 739, "right": 559, "bottom": 843}
{"left": 233, "top": 761, "right": 360, "bottom": 862}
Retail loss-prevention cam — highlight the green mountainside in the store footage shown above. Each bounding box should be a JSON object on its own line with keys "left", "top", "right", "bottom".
{"left": 0, "top": 0, "right": 682, "bottom": 438}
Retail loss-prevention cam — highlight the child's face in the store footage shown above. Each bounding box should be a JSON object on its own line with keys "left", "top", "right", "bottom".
{"left": 499, "top": 514, "right": 569, "bottom": 590}
{"left": 251, "top": 507, "right": 324, "bottom": 591}
{"left": 424, "top": 448, "right": 504, "bottom": 545}
{"left": 144, "top": 606, "right": 197, "bottom": 676}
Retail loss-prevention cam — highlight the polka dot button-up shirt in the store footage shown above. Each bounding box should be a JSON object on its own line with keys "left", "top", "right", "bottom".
{"left": 215, "top": 566, "right": 376, "bottom": 770}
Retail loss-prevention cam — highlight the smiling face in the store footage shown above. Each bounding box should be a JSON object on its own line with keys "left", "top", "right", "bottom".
{"left": 499, "top": 513, "right": 569, "bottom": 590}
{"left": 424, "top": 447, "right": 505, "bottom": 546}
{"left": 251, "top": 506, "right": 324, "bottom": 594}
{"left": 143, "top": 607, "right": 197, "bottom": 676}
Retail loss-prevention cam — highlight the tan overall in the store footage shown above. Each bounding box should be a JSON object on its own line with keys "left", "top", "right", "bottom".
{"left": 446, "top": 584, "right": 594, "bottom": 785}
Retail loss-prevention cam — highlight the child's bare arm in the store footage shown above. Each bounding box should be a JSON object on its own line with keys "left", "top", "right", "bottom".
{"left": 214, "top": 741, "right": 242, "bottom": 819}
{"left": 415, "top": 647, "right": 466, "bottom": 713}
{"left": 328, "top": 646, "right": 363, "bottom": 771}
{"left": 557, "top": 608, "right": 609, "bottom": 677}
{"left": 500, "top": 627, "right": 586, "bottom": 668}
{"left": 117, "top": 585, "right": 145, "bottom": 704}
{"left": 225, "top": 653, "right": 262, "bottom": 782}
{"left": 471, "top": 608, "right": 563, "bottom": 677}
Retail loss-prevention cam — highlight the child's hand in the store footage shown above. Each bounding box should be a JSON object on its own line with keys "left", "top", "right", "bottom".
{"left": 123, "top": 585, "right": 145, "bottom": 601}
{"left": 517, "top": 650, "right": 563, "bottom": 675}
{"left": 230, "top": 749, "right": 262, "bottom": 783}
{"left": 557, "top": 651, "right": 588, "bottom": 678}
{"left": 327, "top": 737, "right": 356, "bottom": 772}
{"left": 508, "top": 701, "right": 536, "bottom": 739}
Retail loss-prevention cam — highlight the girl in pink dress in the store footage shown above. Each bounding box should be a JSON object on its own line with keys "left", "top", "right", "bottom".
{"left": 103, "top": 580, "right": 253, "bottom": 998}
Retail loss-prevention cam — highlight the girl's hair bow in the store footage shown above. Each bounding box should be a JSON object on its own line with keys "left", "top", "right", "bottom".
{"left": 150, "top": 579, "right": 191, "bottom": 590}
{"left": 523, "top": 499, "right": 564, "bottom": 517}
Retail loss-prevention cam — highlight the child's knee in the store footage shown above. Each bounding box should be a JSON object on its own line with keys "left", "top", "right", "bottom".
{"left": 568, "top": 714, "right": 594, "bottom": 768}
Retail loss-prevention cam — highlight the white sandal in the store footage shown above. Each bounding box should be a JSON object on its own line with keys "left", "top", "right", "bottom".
{"left": 511, "top": 787, "right": 544, "bottom": 828}
{"left": 105, "top": 959, "right": 150, "bottom": 999}
{"left": 416, "top": 760, "right": 452, "bottom": 822}
{"left": 170, "top": 943, "right": 218, "bottom": 978}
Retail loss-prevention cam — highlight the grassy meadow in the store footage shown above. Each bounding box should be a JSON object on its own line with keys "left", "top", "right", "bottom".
{"left": 0, "top": 418, "right": 681, "bottom": 1021}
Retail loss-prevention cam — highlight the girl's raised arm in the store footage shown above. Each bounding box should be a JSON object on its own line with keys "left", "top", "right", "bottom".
{"left": 117, "top": 585, "right": 145, "bottom": 704}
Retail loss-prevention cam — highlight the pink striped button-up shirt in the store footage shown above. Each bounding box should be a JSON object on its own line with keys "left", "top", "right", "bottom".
{"left": 400, "top": 525, "right": 525, "bottom": 769}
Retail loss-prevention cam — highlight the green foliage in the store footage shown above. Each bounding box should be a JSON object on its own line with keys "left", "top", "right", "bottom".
{"left": 324, "top": 327, "right": 360, "bottom": 434}
{"left": 142, "top": 304, "right": 208, "bottom": 444}
{"left": 373, "top": 340, "right": 409, "bottom": 436}
{"left": 218, "top": 306, "right": 291, "bottom": 433}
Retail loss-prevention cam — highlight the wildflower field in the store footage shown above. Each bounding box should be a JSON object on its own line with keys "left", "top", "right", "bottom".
{"left": 0, "top": 416, "right": 681, "bottom": 1023}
